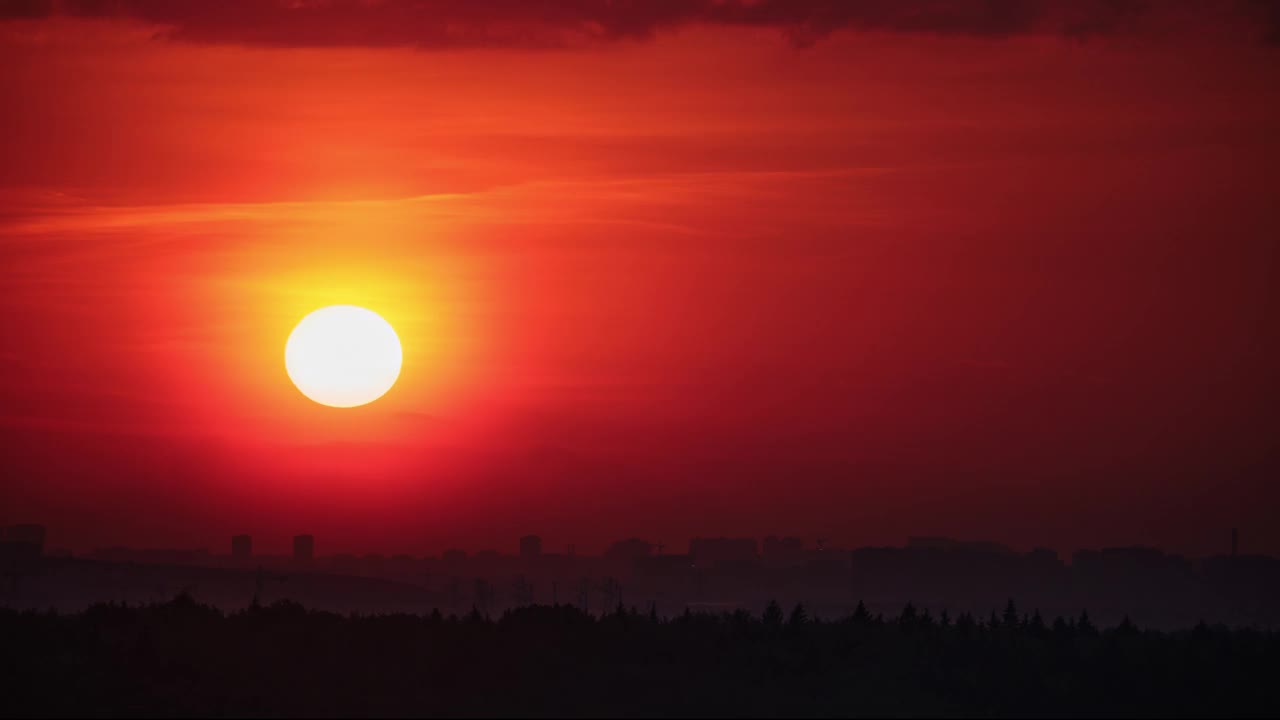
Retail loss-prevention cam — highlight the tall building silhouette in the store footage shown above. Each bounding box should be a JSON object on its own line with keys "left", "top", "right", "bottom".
{"left": 232, "top": 534, "right": 252, "bottom": 561}
{"left": 519, "top": 535, "right": 542, "bottom": 559}
{"left": 293, "top": 534, "right": 314, "bottom": 563}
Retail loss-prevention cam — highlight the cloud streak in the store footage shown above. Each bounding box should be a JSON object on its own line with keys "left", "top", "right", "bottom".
{"left": 3, "top": 0, "right": 1272, "bottom": 49}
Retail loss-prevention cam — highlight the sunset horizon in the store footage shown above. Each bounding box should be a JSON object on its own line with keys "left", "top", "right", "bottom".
{"left": 3, "top": 1, "right": 1279, "bottom": 561}
{"left": 0, "top": 1, "right": 1277, "bottom": 563}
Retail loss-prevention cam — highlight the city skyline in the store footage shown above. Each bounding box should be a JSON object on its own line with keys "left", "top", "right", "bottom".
{"left": 12, "top": 522, "right": 1259, "bottom": 565}
{"left": 8, "top": 521, "right": 1277, "bottom": 633}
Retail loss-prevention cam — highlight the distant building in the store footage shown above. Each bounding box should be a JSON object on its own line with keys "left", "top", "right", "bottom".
{"left": 473, "top": 549, "right": 501, "bottom": 565}
{"left": 232, "top": 534, "right": 252, "bottom": 560}
{"left": 519, "top": 535, "right": 542, "bottom": 559}
{"left": 1072, "top": 546, "right": 1191, "bottom": 576}
{"left": 689, "top": 537, "right": 759, "bottom": 570}
{"left": 605, "top": 538, "right": 654, "bottom": 562}
{"left": 293, "top": 534, "right": 314, "bottom": 563}
{"left": 2, "top": 524, "right": 46, "bottom": 548}
{"left": 442, "top": 548, "right": 468, "bottom": 564}
{"left": 634, "top": 553, "right": 695, "bottom": 579}
{"left": 762, "top": 535, "right": 805, "bottom": 568}
{"left": 1028, "top": 547, "right": 1060, "bottom": 565}
{"left": 362, "top": 553, "right": 386, "bottom": 576}
{"left": 329, "top": 553, "right": 359, "bottom": 575}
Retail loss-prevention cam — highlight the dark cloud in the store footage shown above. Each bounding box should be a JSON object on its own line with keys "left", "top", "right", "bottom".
{"left": 2, "top": 0, "right": 1269, "bottom": 49}
{"left": 1244, "top": 0, "right": 1280, "bottom": 45}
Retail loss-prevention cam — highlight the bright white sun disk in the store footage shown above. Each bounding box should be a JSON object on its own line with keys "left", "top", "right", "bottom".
{"left": 285, "top": 305, "right": 402, "bottom": 408}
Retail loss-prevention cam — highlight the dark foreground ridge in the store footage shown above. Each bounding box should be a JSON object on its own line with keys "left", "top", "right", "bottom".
{"left": 2, "top": 594, "right": 1277, "bottom": 717}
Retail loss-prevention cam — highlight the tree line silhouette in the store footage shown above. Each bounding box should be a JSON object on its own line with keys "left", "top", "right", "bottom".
{"left": 1, "top": 594, "right": 1277, "bottom": 716}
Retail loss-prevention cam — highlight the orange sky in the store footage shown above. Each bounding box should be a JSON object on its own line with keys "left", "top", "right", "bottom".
{"left": 1, "top": 2, "right": 1278, "bottom": 557}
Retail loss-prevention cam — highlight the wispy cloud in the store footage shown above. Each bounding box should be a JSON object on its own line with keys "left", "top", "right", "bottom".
{"left": 4, "top": 0, "right": 1274, "bottom": 49}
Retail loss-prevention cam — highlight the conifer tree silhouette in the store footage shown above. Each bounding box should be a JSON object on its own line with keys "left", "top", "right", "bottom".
{"left": 788, "top": 602, "right": 809, "bottom": 627}
{"left": 852, "top": 600, "right": 871, "bottom": 624}
{"left": 1003, "top": 599, "right": 1019, "bottom": 628}
{"left": 763, "top": 599, "right": 784, "bottom": 627}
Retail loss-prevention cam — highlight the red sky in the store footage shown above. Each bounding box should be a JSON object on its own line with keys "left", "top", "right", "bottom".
{"left": 1, "top": 1, "right": 1278, "bottom": 558}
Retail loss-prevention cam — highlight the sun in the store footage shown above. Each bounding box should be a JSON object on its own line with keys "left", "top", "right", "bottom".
{"left": 285, "top": 305, "right": 403, "bottom": 408}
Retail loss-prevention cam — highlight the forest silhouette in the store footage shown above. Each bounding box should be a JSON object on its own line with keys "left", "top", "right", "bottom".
{"left": 2, "top": 594, "right": 1277, "bottom": 716}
